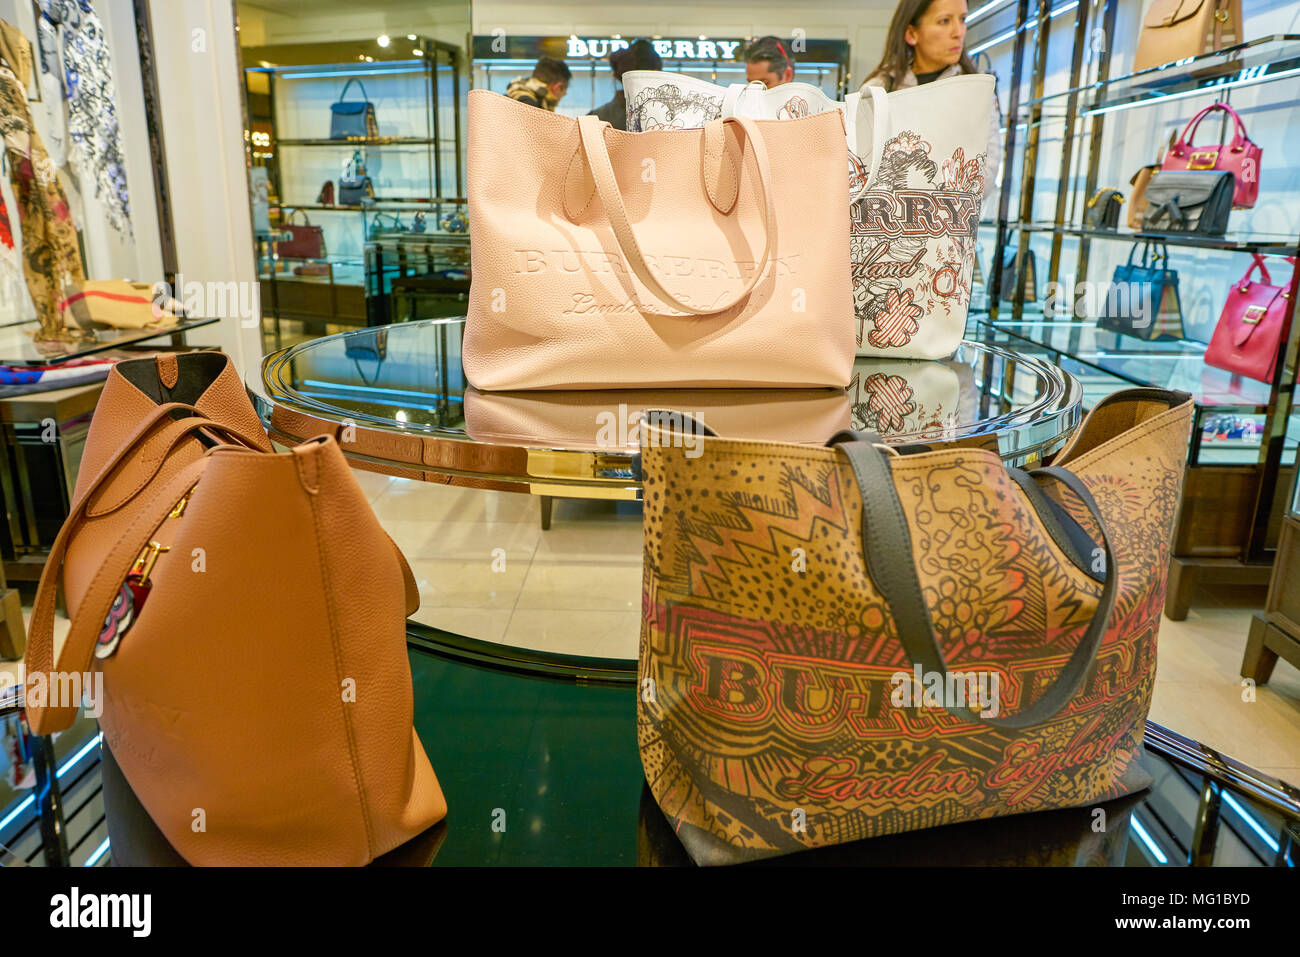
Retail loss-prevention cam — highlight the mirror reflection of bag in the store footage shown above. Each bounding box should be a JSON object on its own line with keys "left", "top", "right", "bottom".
{"left": 329, "top": 79, "right": 378, "bottom": 139}
{"left": 849, "top": 357, "right": 962, "bottom": 440}
{"left": 1097, "top": 241, "right": 1184, "bottom": 341}
{"left": 463, "top": 388, "right": 852, "bottom": 450}
{"left": 59, "top": 280, "right": 180, "bottom": 331}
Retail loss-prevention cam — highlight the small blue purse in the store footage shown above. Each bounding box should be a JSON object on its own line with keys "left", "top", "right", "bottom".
{"left": 330, "top": 80, "right": 378, "bottom": 139}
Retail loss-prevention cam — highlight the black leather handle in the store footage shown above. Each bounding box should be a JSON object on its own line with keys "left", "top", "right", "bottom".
{"left": 829, "top": 435, "right": 1117, "bottom": 730}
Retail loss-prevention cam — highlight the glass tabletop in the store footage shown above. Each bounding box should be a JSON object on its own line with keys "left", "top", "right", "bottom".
{"left": 251, "top": 317, "right": 1084, "bottom": 490}
{"left": 0, "top": 317, "right": 219, "bottom": 367}
{"left": 249, "top": 318, "right": 1084, "bottom": 676}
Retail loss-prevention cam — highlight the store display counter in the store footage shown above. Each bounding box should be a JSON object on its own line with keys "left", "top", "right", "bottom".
{"left": 249, "top": 317, "right": 1083, "bottom": 678}
{"left": 85, "top": 679, "right": 1300, "bottom": 866}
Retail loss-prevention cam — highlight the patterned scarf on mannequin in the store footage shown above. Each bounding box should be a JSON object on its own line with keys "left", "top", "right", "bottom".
{"left": 0, "top": 30, "right": 86, "bottom": 340}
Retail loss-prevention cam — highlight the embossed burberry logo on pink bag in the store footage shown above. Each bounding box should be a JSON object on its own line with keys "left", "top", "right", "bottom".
{"left": 463, "top": 89, "right": 854, "bottom": 391}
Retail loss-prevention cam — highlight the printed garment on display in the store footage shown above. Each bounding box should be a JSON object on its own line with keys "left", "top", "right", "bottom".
{"left": 0, "top": 62, "right": 86, "bottom": 337}
{"left": 43, "top": 0, "right": 131, "bottom": 236}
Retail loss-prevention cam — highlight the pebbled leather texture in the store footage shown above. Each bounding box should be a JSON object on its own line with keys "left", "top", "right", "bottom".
{"left": 1134, "top": 0, "right": 1240, "bottom": 72}
{"left": 23, "top": 352, "right": 445, "bottom": 865}
{"left": 463, "top": 89, "right": 854, "bottom": 390}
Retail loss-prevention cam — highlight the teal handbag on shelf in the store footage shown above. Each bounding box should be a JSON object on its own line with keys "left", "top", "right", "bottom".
{"left": 329, "top": 79, "right": 379, "bottom": 139}
{"left": 1097, "top": 240, "right": 1185, "bottom": 342}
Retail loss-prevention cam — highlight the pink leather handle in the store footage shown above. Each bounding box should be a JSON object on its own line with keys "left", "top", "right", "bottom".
{"left": 1174, "top": 103, "right": 1249, "bottom": 154}
{"left": 1238, "top": 253, "right": 1271, "bottom": 289}
{"left": 575, "top": 113, "right": 777, "bottom": 316}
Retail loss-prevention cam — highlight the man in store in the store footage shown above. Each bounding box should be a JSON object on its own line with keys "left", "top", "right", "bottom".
{"left": 744, "top": 36, "right": 795, "bottom": 88}
{"left": 506, "top": 56, "right": 571, "bottom": 110}
{"left": 589, "top": 39, "right": 662, "bottom": 130}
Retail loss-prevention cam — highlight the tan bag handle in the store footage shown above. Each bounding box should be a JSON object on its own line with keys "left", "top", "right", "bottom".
{"left": 24, "top": 403, "right": 267, "bottom": 734}
{"left": 574, "top": 113, "right": 778, "bottom": 316}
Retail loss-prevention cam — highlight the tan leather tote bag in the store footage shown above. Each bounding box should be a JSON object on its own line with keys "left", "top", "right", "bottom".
{"left": 639, "top": 386, "right": 1193, "bottom": 865}
{"left": 1133, "top": 0, "right": 1242, "bottom": 72}
{"left": 23, "top": 353, "right": 447, "bottom": 865}
{"left": 463, "top": 89, "right": 855, "bottom": 391}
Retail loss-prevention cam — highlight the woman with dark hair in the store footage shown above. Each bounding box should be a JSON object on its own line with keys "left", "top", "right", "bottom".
{"left": 863, "top": 0, "right": 1001, "bottom": 199}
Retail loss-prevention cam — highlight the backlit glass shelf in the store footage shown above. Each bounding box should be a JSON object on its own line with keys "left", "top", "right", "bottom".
{"left": 1015, "top": 35, "right": 1300, "bottom": 113}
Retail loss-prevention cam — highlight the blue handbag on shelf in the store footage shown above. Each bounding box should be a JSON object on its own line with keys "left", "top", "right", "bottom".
{"left": 330, "top": 79, "right": 378, "bottom": 139}
{"left": 1097, "top": 240, "right": 1185, "bottom": 341}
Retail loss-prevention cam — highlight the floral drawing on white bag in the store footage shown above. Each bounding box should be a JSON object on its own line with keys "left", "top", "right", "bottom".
{"left": 776, "top": 96, "right": 811, "bottom": 120}
{"left": 627, "top": 85, "right": 723, "bottom": 132}
{"left": 852, "top": 131, "right": 986, "bottom": 351}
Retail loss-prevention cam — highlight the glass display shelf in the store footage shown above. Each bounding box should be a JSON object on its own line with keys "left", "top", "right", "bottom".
{"left": 989, "top": 317, "right": 1210, "bottom": 357}
{"left": 1011, "top": 222, "right": 1300, "bottom": 255}
{"left": 1016, "top": 35, "right": 1300, "bottom": 113}
{"left": 0, "top": 317, "right": 218, "bottom": 366}
{"left": 976, "top": 316, "right": 1273, "bottom": 410}
{"left": 277, "top": 137, "right": 439, "bottom": 147}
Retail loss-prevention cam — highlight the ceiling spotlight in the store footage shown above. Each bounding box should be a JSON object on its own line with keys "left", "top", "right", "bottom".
{"left": 413, "top": 48, "right": 424, "bottom": 56}
{"left": 407, "top": 34, "right": 416, "bottom": 41}
{"left": 377, "top": 34, "right": 390, "bottom": 47}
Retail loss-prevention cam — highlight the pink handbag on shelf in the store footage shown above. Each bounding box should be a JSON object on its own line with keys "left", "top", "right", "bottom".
{"left": 1161, "top": 103, "right": 1261, "bottom": 209}
{"left": 1204, "top": 255, "right": 1293, "bottom": 384}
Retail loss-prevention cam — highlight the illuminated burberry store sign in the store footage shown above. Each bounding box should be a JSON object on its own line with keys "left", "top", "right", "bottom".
{"left": 471, "top": 34, "right": 850, "bottom": 66}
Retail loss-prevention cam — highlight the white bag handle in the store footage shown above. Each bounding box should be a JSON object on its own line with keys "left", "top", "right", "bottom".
{"left": 852, "top": 85, "right": 891, "bottom": 202}
{"left": 722, "top": 81, "right": 766, "bottom": 119}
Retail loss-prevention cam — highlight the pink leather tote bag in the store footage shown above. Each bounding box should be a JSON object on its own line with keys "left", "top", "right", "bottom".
{"left": 463, "top": 89, "right": 854, "bottom": 390}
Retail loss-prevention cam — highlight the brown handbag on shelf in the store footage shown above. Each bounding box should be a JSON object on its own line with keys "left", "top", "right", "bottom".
{"left": 638, "top": 387, "right": 1194, "bottom": 865}
{"left": 1132, "top": 0, "right": 1242, "bottom": 72}
{"left": 22, "top": 352, "right": 447, "bottom": 866}
{"left": 1128, "top": 165, "right": 1160, "bottom": 229}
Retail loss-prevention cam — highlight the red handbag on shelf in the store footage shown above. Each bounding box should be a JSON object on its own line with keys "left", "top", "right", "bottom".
{"left": 1204, "top": 255, "right": 1293, "bottom": 384}
{"left": 276, "top": 209, "right": 326, "bottom": 260}
{"left": 1161, "top": 103, "right": 1261, "bottom": 209}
